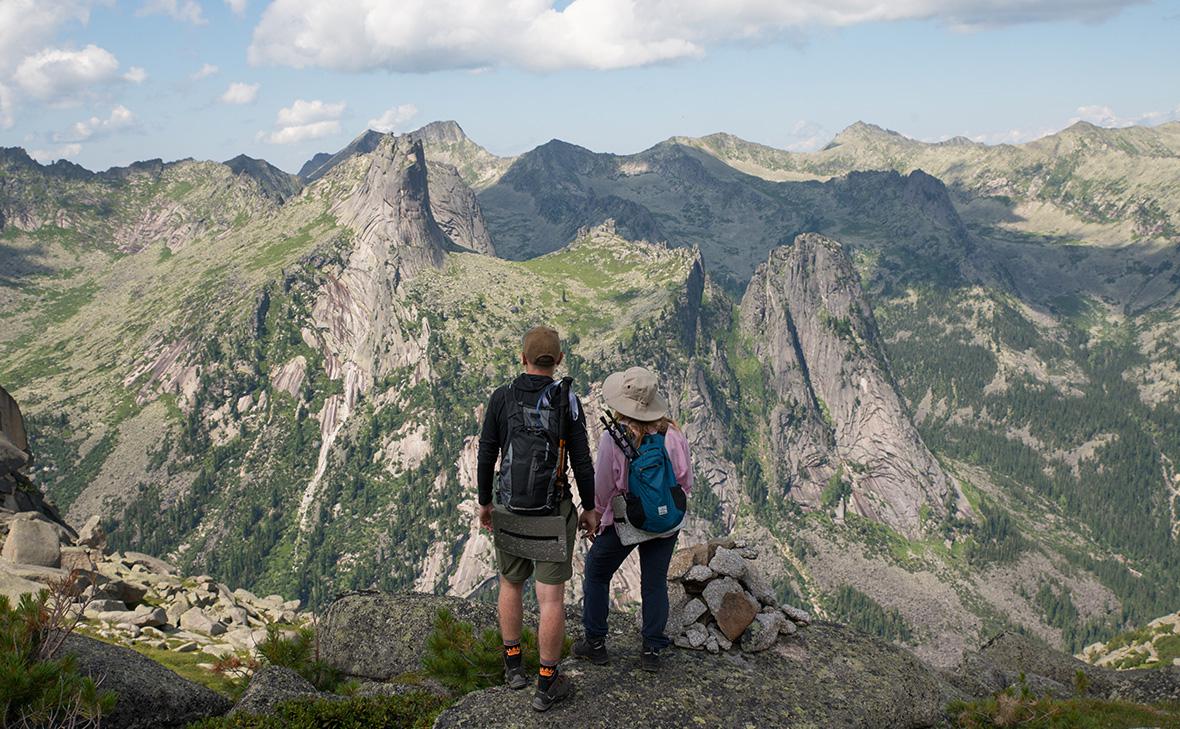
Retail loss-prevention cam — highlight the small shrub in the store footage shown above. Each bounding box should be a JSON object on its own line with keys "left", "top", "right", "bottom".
{"left": 255, "top": 623, "right": 341, "bottom": 693}
{"left": 209, "top": 654, "right": 261, "bottom": 700}
{"left": 421, "top": 609, "right": 563, "bottom": 695}
{"left": 0, "top": 575, "right": 117, "bottom": 728}
{"left": 186, "top": 692, "right": 450, "bottom": 729}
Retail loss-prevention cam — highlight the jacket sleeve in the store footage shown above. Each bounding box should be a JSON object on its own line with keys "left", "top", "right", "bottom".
{"left": 476, "top": 388, "right": 503, "bottom": 506}
{"left": 594, "top": 431, "right": 625, "bottom": 514}
{"left": 567, "top": 395, "right": 596, "bottom": 509}
{"left": 666, "top": 428, "right": 693, "bottom": 495}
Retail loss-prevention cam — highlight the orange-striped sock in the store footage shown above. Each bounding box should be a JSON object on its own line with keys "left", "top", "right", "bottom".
{"left": 504, "top": 641, "right": 523, "bottom": 670}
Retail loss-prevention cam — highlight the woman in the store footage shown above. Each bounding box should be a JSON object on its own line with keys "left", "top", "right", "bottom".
{"left": 574, "top": 366, "right": 692, "bottom": 672}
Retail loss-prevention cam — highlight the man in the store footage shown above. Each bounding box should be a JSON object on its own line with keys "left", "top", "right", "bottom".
{"left": 477, "top": 326, "right": 599, "bottom": 712}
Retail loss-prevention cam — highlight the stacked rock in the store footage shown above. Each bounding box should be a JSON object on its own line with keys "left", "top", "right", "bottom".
{"left": 71, "top": 550, "right": 306, "bottom": 660}
{"left": 666, "top": 537, "right": 810, "bottom": 654}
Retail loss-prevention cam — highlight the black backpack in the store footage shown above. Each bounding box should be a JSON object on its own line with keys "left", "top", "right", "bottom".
{"left": 496, "top": 377, "right": 574, "bottom": 515}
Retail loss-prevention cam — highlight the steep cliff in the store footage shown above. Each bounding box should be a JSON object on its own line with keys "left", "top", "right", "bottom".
{"left": 740, "top": 234, "right": 962, "bottom": 535}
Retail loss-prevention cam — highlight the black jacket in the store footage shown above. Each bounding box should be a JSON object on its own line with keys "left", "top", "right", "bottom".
{"left": 476, "top": 373, "right": 595, "bottom": 509}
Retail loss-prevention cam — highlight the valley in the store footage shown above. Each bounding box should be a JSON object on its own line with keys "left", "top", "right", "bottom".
{"left": 1, "top": 119, "right": 1178, "bottom": 668}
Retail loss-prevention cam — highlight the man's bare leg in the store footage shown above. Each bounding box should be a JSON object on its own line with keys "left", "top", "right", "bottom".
{"left": 535, "top": 581, "right": 565, "bottom": 663}
{"left": 499, "top": 576, "right": 524, "bottom": 642}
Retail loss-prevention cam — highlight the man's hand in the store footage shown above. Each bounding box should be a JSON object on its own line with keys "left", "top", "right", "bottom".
{"left": 578, "top": 509, "right": 600, "bottom": 541}
{"left": 478, "top": 504, "right": 494, "bottom": 531}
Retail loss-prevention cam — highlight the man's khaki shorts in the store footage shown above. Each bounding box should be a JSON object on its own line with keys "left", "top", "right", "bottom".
{"left": 495, "top": 499, "right": 577, "bottom": 585}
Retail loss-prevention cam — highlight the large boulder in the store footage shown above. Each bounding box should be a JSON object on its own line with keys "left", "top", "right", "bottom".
{"left": 1, "top": 513, "right": 61, "bottom": 567}
{"left": 0, "top": 562, "right": 45, "bottom": 602}
{"left": 76, "top": 516, "right": 107, "bottom": 552}
{"left": 435, "top": 620, "right": 956, "bottom": 728}
{"left": 230, "top": 666, "right": 336, "bottom": 716}
{"left": 61, "top": 633, "right": 231, "bottom": 728}
{"left": 321, "top": 591, "right": 516, "bottom": 681}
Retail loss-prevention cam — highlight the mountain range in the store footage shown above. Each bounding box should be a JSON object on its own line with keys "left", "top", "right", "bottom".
{"left": 1, "top": 118, "right": 1177, "bottom": 667}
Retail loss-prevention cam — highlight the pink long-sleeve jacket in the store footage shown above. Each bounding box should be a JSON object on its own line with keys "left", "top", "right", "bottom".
{"left": 593, "top": 427, "right": 693, "bottom": 531}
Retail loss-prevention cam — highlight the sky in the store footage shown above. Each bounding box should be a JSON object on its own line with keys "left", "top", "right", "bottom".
{"left": 1, "top": 0, "right": 1178, "bottom": 174}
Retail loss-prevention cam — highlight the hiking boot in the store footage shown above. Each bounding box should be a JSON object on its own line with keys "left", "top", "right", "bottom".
{"left": 641, "top": 648, "right": 661, "bottom": 673}
{"left": 532, "top": 670, "right": 573, "bottom": 711}
{"left": 505, "top": 663, "right": 529, "bottom": 690}
{"left": 572, "top": 636, "right": 609, "bottom": 665}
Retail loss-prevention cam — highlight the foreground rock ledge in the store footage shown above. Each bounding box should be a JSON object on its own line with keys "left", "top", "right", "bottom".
{"left": 434, "top": 621, "right": 953, "bottom": 729}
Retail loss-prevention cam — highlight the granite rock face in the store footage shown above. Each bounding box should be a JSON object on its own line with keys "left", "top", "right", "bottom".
{"left": 437, "top": 621, "right": 954, "bottom": 729}
{"left": 1, "top": 513, "right": 61, "bottom": 567}
{"left": 230, "top": 666, "right": 336, "bottom": 717}
{"left": 320, "top": 591, "right": 532, "bottom": 681}
{"left": 740, "top": 233, "right": 963, "bottom": 536}
{"left": 425, "top": 160, "right": 495, "bottom": 255}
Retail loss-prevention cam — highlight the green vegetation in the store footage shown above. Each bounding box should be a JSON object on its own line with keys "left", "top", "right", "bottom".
{"left": 422, "top": 609, "right": 556, "bottom": 695}
{"left": 821, "top": 467, "right": 851, "bottom": 509}
{"left": 248, "top": 211, "right": 337, "bottom": 271}
{"left": 255, "top": 624, "right": 342, "bottom": 692}
{"left": 118, "top": 640, "right": 244, "bottom": 698}
{"left": 1, "top": 591, "right": 117, "bottom": 728}
{"left": 965, "top": 498, "right": 1027, "bottom": 567}
{"left": 186, "top": 692, "right": 450, "bottom": 729}
{"left": 827, "top": 585, "right": 915, "bottom": 644}
{"left": 881, "top": 285, "right": 1180, "bottom": 642}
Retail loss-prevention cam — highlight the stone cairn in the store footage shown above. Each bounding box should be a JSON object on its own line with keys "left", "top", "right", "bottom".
{"left": 666, "top": 537, "right": 811, "bottom": 654}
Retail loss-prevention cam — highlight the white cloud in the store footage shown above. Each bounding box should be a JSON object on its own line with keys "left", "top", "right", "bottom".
{"left": 0, "top": 1, "right": 94, "bottom": 73}
{"left": 1069, "top": 104, "right": 1180, "bottom": 128}
{"left": 191, "top": 63, "right": 220, "bottom": 80}
{"left": 262, "top": 119, "right": 340, "bottom": 144}
{"left": 138, "top": 0, "right": 207, "bottom": 25}
{"left": 783, "top": 119, "right": 829, "bottom": 152}
{"left": 220, "top": 81, "right": 260, "bottom": 104}
{"left": 0, "top": 1, "right": 101, "bottom": 125}
{"left": 123, "top": 66, "right": 148, "bottom": 83}
{"left": 367, "top": 104, "right": 418, "bottom": 133}
{"left": 277, "top": 98, "right": 345, "bottom": 126}
{"left": 960, "top": 103, "right": 1180, "bottom": 146}
{"left": 261, "top": 98, "right": 345, "bottom": 143}
{"left": 225, "top": 0, "right": 247, "bottom": 14}
{"left": 12, "top": 45, "right": 120, "bottom": 101}
{"left": 248, "top": 0, "right": 1144, "bottom": 73}
{"left": 55, "top": 105, "right": 136, "bottom": 142}
{"left": 29, "top": 143, "right": 83, "bottom": 162}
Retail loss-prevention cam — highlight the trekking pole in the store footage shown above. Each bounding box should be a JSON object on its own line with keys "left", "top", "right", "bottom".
{"left": 556, "top": 377, "right": 573, "bottom": 482}
{"left": 600, "top": 411, "right": 640, "bottom": 462}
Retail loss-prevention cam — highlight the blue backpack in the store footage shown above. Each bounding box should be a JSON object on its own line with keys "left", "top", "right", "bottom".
{"left": 623, "top": 433, "right": 687, "bottom": 533}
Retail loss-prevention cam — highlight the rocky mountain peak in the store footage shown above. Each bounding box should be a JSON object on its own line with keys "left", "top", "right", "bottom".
{"left": 406, "top": 120, "right": 468, "bottom": 144}
{"left": 299, "top": 129, "right": 387, "bottom": 183}
{"left": 331, "top": 135, "right": 449, "bottom": 280}
{"left": 826, "top": 121, "right": 907, "bottom": 149}
{"left": 222, "top": 154, "right": 302, "bottom": 203}
{"left": 741, "top": 233, "right": 962, "bottom": 535}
